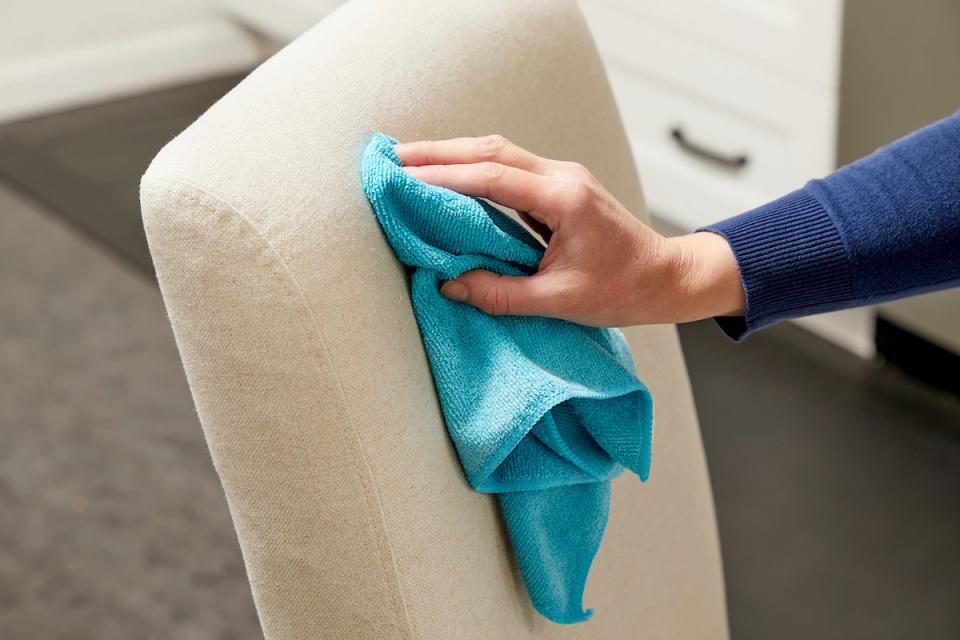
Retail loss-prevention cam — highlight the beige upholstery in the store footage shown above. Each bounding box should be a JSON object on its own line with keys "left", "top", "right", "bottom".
{"left": 140, "top": 0, "right": 728, "bottom": 637}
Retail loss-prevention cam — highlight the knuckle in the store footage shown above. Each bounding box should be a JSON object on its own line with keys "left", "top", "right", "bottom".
{"left": 478, "top": 161, "right": 503, "bottom": 178}
{"left": 566, "top": 179, "right": 599, "bottom": 209}
{"left": 562, "top": 161, "right": 595, "bottom": 182}
{"left": 481, "top": 281, "right": 511, "bottom": 315}
{"left": 477, "top": 161, "right": 504, "bottom": 193}
{"left": 423, "top": 140, "right": 442, "bottom": 162}
{"left": 475, "top": 134, "right": 509, "bottom": 159}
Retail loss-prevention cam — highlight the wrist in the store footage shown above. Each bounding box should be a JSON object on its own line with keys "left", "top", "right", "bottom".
{"left": 667, "top": 232, "right": 745, "bottom": 321}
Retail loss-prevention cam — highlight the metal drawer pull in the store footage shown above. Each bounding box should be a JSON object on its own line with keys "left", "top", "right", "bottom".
{"left": 670, "top": 127, "right": 749, "bottom": 169}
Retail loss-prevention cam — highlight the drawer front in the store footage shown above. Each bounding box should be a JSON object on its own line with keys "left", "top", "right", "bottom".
{"left": 580, "top": 0, "right": 837, "bottom": 127}
{"left": 580, "top": 0, "right": 842, "bottom": 87}
{"left": 605, "top": 60, "right": 832, "bottom": 228}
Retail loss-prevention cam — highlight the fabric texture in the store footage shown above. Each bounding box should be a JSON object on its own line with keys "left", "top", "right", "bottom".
{"left": 704, "top": 110, "right": 960, "bottom": 339}
{"left": 360, "top": 133, "right": 653, "bottom": 623}
{"left": 139, "top": 0, "right": 729, "bottom": 637}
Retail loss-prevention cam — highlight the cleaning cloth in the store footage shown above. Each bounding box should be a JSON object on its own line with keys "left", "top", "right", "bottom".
{"left": 360, "top": 133, "right": 654, "bottom": 624}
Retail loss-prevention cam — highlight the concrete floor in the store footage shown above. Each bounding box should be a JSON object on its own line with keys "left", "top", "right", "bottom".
{"left": 1, "top": 78, "right": 959, "bottom": 639}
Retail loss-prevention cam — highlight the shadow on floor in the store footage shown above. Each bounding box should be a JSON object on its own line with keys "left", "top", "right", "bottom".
{"left": 679, "top": 319, "right": 960, "bottom": 640}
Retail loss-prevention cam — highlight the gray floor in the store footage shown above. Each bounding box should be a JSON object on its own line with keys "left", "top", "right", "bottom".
{"left": 0, "top": 185, "right": 261, "bottom": 639}
{"left": 1, "top": 78, "right": 959, "bottom": 639}
{"left": 682, "top": 319, "right": 960, "bottom": 639}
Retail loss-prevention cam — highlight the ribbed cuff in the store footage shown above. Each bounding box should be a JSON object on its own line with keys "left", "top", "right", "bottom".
{"left": 699, "top": 188, "right": 854, "bottom": 340}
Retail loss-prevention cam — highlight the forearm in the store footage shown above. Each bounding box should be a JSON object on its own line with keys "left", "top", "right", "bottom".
{"left": 696, "top": 110, "right": 960, "bottom": 339}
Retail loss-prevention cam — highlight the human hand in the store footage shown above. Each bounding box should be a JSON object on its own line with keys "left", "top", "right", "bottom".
{"left": 393, "top": 135, "right": 745, "bottom": 327}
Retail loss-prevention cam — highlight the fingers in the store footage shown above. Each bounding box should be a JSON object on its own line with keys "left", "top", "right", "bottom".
{"left": 394, "top": 134, "right": 551, "bottom": 174}
{"left": 440, "top": 270, "right": 565, "bottom": 318}
{"left": 395, "top": 135, "right": 605, "bottom": 234}
{"left": 405, "top": 162, "right": 561, "bottom": 229}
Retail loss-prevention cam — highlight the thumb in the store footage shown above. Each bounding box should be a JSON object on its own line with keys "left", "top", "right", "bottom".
{"left": 440, "top": 270, "right": 561, "bottom": 317}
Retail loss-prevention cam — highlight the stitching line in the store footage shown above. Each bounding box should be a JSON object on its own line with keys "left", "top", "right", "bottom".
{"left": 144, "top": 174, "right": 419, "bottom": 640}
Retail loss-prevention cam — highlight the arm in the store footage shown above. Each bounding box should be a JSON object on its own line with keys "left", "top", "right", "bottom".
{"left": 701, "top": 110, "right": 960, "bottom": 339}
{"left": 393, "top": 113, "right": 960, "bottom": 333}
{"left": 393, "top": 134, "right": 744, "bottom": 327}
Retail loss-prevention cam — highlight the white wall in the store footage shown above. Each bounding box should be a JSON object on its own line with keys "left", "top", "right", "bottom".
{"left": 221, "top": 0, "right": 345, "bottom": 41}
{"left": 0, "top": 0, "right": 262, "bottom": 123}
{"left": 1, "top": 1, "right": 218, "bottom": 61}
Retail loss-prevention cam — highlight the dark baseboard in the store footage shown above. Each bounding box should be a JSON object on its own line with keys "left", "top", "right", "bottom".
{"left": 875, "top": 316, "right": 960, "bottom": 397}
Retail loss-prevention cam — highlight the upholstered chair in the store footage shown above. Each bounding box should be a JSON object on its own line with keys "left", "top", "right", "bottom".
{"left": 140, "top": 0, "right": 728, "bottom": 637}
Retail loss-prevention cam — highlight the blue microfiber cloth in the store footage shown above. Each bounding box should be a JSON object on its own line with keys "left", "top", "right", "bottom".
{"left": 360, "top": 133, "right": 654, "bottom": 624}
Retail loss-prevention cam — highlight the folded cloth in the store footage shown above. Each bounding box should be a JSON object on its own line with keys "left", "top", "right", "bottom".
{"left": 360, "top": 133, "right": 654, "bottom": 624}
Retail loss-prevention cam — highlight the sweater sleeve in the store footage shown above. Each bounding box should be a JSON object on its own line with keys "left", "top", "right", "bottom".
{"left": 700, "top": 110, "right": 960, "bottom": 340}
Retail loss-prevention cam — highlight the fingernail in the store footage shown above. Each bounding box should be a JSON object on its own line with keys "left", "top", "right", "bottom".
{"left": 440, "top": 280, "right": 468, "bottom": 302}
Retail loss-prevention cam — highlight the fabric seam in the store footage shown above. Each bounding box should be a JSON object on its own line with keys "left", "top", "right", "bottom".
{"left": 143, "top": 173, "right": 419, "bottom": 640}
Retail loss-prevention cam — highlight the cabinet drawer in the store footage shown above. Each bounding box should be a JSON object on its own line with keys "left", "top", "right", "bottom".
{"left": 581, "top": 0, "right": 836, "bottom": 129}
{"left": 605, "top": 61, "right": 825, "bottom": 227}
{"left": 580, "top": 0, "right": 842, "bottom": 87}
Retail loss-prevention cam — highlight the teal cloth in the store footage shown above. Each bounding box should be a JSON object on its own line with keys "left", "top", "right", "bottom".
{"left": 360, "top": 133, "right": 654, "bottom": 624}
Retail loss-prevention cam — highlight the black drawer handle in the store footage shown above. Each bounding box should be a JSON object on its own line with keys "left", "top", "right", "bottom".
{"left": 670, "top": 127, "right": 749, "bottom": 169}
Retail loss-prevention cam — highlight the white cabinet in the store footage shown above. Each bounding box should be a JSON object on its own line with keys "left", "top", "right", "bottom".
{"left": 611, "top": 0, "right": 842, "bottom": 85}
{"left": 581, "top": 0, "right": 960, "bottom": 355}
{"left": 581, "top": 0, "right": 840, "bottom": 228}
{"left": 582, "top": 0, "right": 960, "bottom": 227}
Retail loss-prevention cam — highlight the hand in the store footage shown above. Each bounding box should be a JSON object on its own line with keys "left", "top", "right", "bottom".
{"left": 393, "top": 135, "right": 746, "bottom": 327}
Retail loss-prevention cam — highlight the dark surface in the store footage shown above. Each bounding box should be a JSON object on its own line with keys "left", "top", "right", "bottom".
{"left": 2, "top": 78, "right": 959, "bottom": 639}
{"left": 0, "top": 76, "right": 244, "bottom": 276}
{"left": 876, "top": 314, "right": 960, "bottom": 397}
{"left": 679, "top": 319, "right": 960, "bottom": 640}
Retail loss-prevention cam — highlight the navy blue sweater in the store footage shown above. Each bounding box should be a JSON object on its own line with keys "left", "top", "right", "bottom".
{"left": 703, "top": 110, "right": 960, "bottom": 340}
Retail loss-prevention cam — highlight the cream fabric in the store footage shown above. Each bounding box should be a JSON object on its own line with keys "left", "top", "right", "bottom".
{"left": 140, "top": 0, "right": 728, "bottom": 637}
